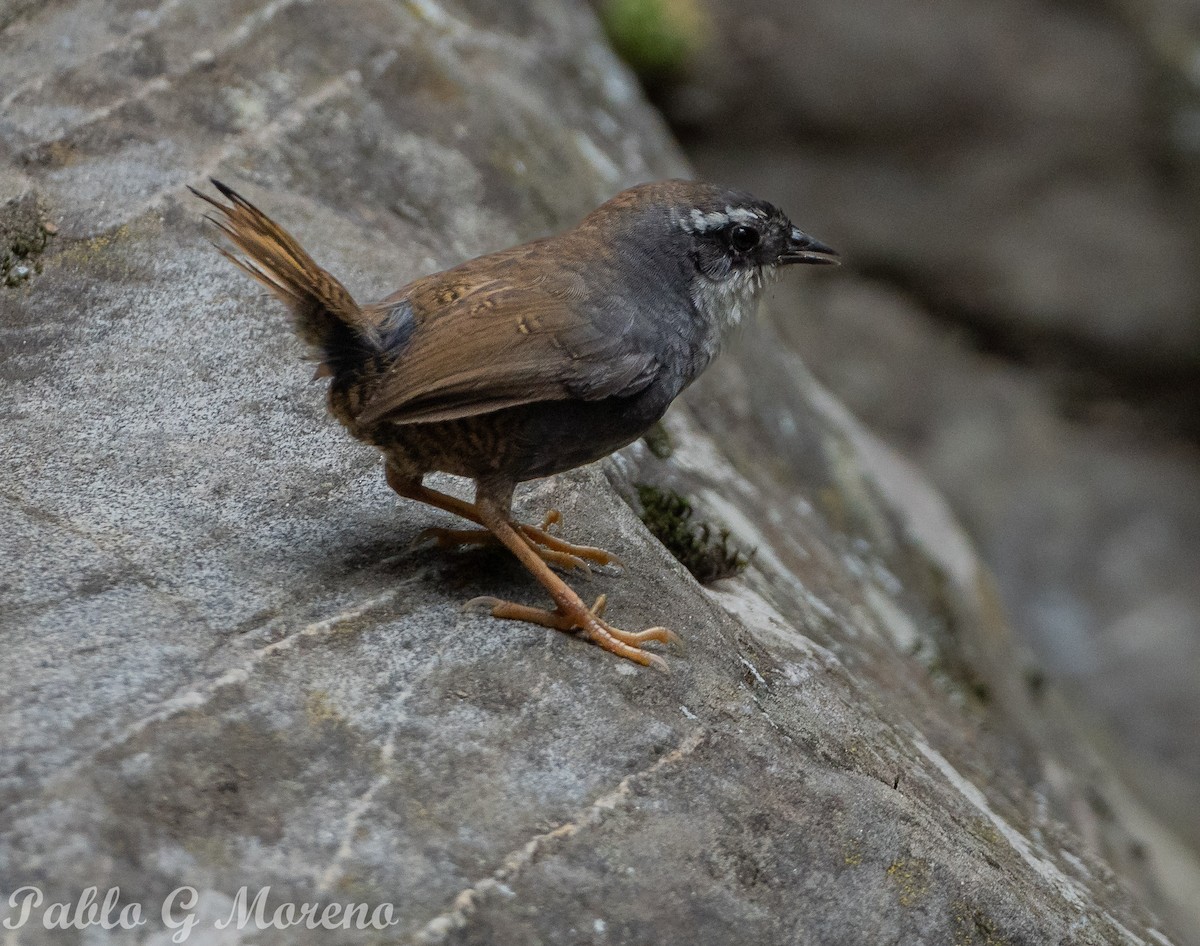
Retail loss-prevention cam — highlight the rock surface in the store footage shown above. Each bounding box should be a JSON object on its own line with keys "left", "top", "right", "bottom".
{"left": 762, "top": 274, "right": 1200, "bottom": 862}
{"left": 657, "top": 0, "right": 1200, "bottom": 929}
{"left": 0, "top": 1, "right": 1188, "bottom": 944}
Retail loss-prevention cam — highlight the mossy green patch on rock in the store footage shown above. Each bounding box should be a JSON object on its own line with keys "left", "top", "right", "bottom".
{"left": 641, "top": 420, "right": 674, "bottom": 459}
{"left": 599, "top": 0, "right": 709, "bottom": 81}
{"left": 952, "top": 900, "right": 1012, "bottom": 946}
{"left": 636, "top": 484, "right": 750, "bottom": 584}
{"left": 1, "top": 193, "right": 54, "bottom": 288}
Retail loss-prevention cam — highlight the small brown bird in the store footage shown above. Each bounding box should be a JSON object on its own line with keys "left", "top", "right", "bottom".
{"left": 194, "top": 179, "right": 836, "bottom": 670}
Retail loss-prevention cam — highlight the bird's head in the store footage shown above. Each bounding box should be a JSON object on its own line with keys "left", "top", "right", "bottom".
{"left": 668, "top": 182, "right": 838, "bottom": 279}
{"left": 585, "top": 180, "right": 838, "bottom": 336}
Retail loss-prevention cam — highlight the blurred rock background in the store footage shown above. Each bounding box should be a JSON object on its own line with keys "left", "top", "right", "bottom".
{"left": 601, "top": 0, "right": 1200, "bottom": 900}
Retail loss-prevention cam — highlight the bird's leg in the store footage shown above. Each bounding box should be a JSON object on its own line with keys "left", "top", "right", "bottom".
{"left": 386, "top": 465, "right": 622, "bottom": 572}
{"left": 386, "top": 464, "right": 483, "bottom": 524}
{"left": 420, "top": 523, "right": 601, "bottom": 573}
{"left": 391, "top": 473, "right": 597, "bottom": 569}
{"left": 517, "top": 510, "right": 625, "bottom": 570}
{"left": 468, "top": 488, "right": 679, "bottom": 670}
{"left": 426, "top": 510, "right": 623, "bottom": 572}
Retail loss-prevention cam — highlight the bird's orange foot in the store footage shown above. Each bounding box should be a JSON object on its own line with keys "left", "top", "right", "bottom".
{"left": 519, "top": 509, "right": 625, "bottom": 570}
{"left": 465, "top": 593, "right": 679, "bottom": 670}
{"left": 415, "top": 509, "right": 624, "bottom": 575}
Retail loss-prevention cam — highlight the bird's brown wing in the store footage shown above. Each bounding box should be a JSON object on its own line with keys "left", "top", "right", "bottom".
{"left": 356, "top": 267, "right": 659, "bottom": 427}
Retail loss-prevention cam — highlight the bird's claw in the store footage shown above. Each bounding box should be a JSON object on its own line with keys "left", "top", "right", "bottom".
{"left": 416, "top": 514, "right": 620, "bottom": 577}
{"left": 475, "top": 593, "right": 678, "bottom": 670}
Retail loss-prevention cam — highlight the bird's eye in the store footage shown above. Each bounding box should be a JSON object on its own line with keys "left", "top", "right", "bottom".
{"left": 729, "top": 224, "right": 760, "bottom": 253}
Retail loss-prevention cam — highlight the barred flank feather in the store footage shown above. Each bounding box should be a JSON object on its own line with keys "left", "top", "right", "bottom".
{"left": 192, "top": 179, "right": 379, "bottom": 372}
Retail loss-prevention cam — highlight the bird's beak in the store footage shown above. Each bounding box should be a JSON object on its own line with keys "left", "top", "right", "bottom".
{"left": 782, "top": 227, "right": 840, "bottom": 265}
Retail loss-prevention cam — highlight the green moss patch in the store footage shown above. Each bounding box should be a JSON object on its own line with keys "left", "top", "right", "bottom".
{"left": 637, "top": 484, "right": 750, "bottom": 584}
{"left": 2, "top": 193, "right": 55, "bottom": 288}
{"left": 599, "top": 0, "right": 709, "bottom": 82}
{"left": 641, "top": 420, "right": 674, "bottom": 459}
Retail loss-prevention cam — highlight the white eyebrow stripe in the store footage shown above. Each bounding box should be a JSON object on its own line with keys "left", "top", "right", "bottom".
{"left": 685, "top": 208, "right": 730, "bottom": 232}
{"left": 725, "top": 206, "right": 763, "bottom": 224}
{"left": 680, "top": 206, "right": 766, "bottom": 234}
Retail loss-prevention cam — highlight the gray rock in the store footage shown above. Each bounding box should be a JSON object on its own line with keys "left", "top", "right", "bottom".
{"left": 666, "top": 0, "right": 1200, "bottom": 935}
{"left": 674, "top": 0, "right": 1200, "bottom": 370}
{"left": 0, "top": 1, "right": 1189, "bottom": 944}
{"left": 765, "top": 272, "right": 1200, "bottom": 887}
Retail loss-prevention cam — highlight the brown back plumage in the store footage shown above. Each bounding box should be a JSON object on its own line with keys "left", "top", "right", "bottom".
{"left": 192, "top": 180, "right": 379, "bottom": 370}
{"left": 354, "top": 252, "right": 659, "bottom": 428}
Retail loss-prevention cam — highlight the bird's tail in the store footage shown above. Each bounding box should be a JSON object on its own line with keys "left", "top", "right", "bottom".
{"left": 192, "top": 179, "right": 379, "bottom": 375}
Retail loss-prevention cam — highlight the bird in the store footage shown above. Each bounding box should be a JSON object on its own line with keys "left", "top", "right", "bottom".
{"left": 193, "top": 178, "right": 837, "bottom": 670}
